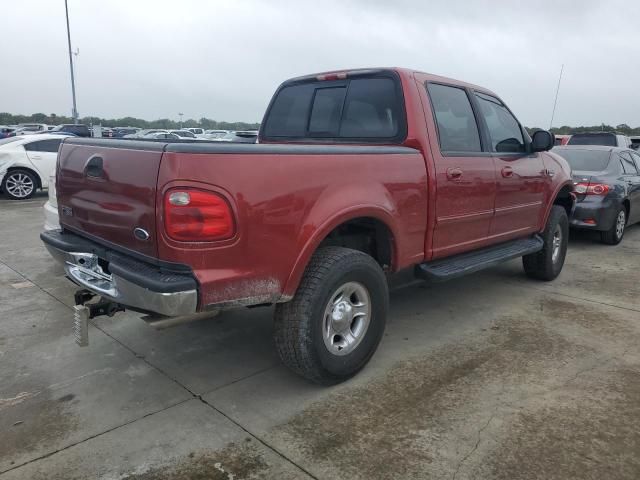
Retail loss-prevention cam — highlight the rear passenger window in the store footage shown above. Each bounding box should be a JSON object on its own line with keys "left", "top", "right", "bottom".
{"left": 620, "top": 152, "right": 639, "bottom": 174}
{"left": 629, "top": 151, "right": 640, "bottom": 171}
{"left": 474, "top": 92, "right": 525, "bottom": 153}
{"left": 427, "top": 83, "right": 481, "bottom": 152}
{"left": 24, "top": 139, "right": 62, "bottom": 153}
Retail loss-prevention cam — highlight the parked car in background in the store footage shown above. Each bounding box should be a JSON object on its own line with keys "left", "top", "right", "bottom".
{"left": 36, "top": 130, "right": 76, "bottom": 137}
{"left": 111, "top": 127, "right": 140, "bottom": 138}
{"left": 144, "top": 132, "right": 179, "bottom": 140}
{"left": 43, "top": 172, "right": 59, "bottom": 230}
{"left": 13, "top": 124, "right": 49, "bottom": 135}
{"left": 99, "top": 127, "right": 114, "bottom": 138}
{"left": 124, "top": 129, "right": 166, "bottom": 138}
{"left": 0, "top": 126, "right": 16, "bottom": 139}
{"left": 567, "top": 132, "right": 632, "bottom": 148}
{"left": 51, "top": 124, "right": 91, "bottom": 137}
{"left": 169, "top": 130, "right": 196, "bottom": 138}
{"left": 554, "top": 134, "right": 571, "bottom": 146}
{"left": 630, "top": 136, "right": 640, "bottom": 150}
{"left": 204, "top": 129, "right": 229, "bottom": 139}
{"left": 184, "top": 127, "right": 205, "bottom": 136}
{"left": 42, "top": 67, "right": 573, "bottom": 384}
{"left": 0, "top": 134, "right": 63, "bottom": 199}
{"left": 554, "top": 145, "right": 640, "bottom": 244}
{"left": 218, "top": 130, "right": 258, "bottom": 143}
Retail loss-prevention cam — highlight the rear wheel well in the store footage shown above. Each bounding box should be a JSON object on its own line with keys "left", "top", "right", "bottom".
{"left": 5, "top": 166, "right": 42, "bottom": 189}
{"left": 553, "top": 185, "right": 574, "bottom": 218}
{"left": 623, "top": 199, "right": 630, "bottom": 221}
{"left": 318, "top": 217, "right": 394, "bottom": 272}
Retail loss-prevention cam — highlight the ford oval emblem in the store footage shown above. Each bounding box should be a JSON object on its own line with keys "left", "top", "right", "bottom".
{"left": 133, "top": 227, "right": 150, "bottom": 241}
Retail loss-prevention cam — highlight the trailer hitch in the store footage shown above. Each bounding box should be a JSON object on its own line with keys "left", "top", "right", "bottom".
{"left": 73, "top": 289, "right": 124, "bottom": 346}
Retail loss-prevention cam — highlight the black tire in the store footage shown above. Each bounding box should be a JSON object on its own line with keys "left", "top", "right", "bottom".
{"left": 2, "top": 169, "right": 38, "bottom": 200}
{"left": 600, "top": 206, "right": 626, "bottom": 245}
{"left": 523, "top": 205, "right": 568, "bottom": 281}
{"left": 274, "top": 247, "right": 389, "bottom": 385}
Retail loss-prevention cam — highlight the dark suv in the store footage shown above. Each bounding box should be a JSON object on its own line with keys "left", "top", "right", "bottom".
{"left": 51, "top": 124, "right": 91, "bottom": 137}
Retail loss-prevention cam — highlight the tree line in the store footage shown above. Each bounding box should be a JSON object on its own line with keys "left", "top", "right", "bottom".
{"left": 530, "top": 124, "right": 640, "bottom": 136}
{"left": 0, "top": 112, "right": 260, "bottom": 131}
{"left": 2, "top": 112, "right": 640, "bottom": 136}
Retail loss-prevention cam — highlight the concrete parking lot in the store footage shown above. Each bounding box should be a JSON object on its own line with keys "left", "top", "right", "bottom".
{"left": 0, "top": 194, "right": 639, "bottom": 480}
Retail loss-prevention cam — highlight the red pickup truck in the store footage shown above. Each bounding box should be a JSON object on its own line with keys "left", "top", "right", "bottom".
{"left": 42, "top": 68, "right": 574, "bottom": 384}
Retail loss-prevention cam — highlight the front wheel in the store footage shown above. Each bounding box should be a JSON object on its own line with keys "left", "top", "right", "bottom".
{"left": 523, "top": 205, "right": 568, "bottom": 281}
{"left": 274, "top": 247, "right": 388, "bottom": 385}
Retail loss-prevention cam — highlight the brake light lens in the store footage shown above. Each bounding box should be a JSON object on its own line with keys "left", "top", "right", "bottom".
{"left": 316, "top": 72, "right": 347, "bottom": 81}
{"left": 164, "top": 189, "right": 234, "bottom": 241}
{"left": 574, "top": 182, "right": 610, "bottom": 195}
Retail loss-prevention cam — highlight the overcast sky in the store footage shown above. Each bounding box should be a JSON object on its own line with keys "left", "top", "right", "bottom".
{"left": 2, "top": 0, "right": 639, "bottom": 127}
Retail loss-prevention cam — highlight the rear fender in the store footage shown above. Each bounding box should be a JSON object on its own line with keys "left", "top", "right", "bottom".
{"left": 281, "top": 191, "right": 401, "bottom": 299}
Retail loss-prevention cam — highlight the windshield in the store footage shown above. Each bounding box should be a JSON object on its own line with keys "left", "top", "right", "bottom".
{"left": 567, "top": 133, "right": 616, "bottom": 146}
{"left": 554, "top": 148, "right": 611, "bottom": 171}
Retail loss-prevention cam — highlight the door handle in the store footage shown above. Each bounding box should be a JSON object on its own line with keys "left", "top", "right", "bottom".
{"left": 501, "top": 166, "right": 513, "bottom": 178}
{"left": 31, "top": 155, "right": 42, "bottom": 160}
{"left": 446, "top": 167, "right": 463, "bottom": 181}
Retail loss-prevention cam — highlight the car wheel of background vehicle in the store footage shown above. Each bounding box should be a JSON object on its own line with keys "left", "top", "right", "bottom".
{"left": 600, "top": 207, "right": 626, "bottom": 245}
{"left": 2, "top": 169, "right": 37, "bottom": 200}
{"left": 274, "top": 247, "right": 389, "bottom": 385}
{"left": 522, "top": 205, "right": 568, "bottom": 281}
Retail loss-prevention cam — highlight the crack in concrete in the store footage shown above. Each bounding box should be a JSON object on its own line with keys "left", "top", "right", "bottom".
{"left": 0, "top": 397, "right": 192, "bottom": 475}
{"left": 0, "top": 258, "right": 318, "bottom": 480}
{"left": 451, "top": 409, "right": 497, "bottom": 480}
{"left": 447, "top": 341, "right": 636, "bottom": 480}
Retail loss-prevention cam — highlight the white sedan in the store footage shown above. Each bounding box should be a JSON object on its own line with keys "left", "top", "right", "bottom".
{"left": 0, "top": 134, "right": 64, "bottom": 200}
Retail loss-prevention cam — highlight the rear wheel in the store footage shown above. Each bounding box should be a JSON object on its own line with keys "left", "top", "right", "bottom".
{"left": 274, "top": 247, "right": 388, "bottom": 385}
{"left": 600, "top": 207, "right": 626, "bottom": 245}
{"left": 523, "top": 205, "right": 568, "bottom": 281}
{"left": 2, "top": 169, "right": 37, "bottom": 200}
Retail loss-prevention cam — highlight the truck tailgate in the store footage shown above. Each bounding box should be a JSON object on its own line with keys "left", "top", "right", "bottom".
{"left": 56, "top": 139, "right": 165, "bottom": 258}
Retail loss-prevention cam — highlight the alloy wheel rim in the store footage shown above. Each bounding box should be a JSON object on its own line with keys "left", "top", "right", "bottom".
{"left": 616, "top": 211, "right": 626, "bottom": 239}
{"left": 322, "top": 281, "right": 371, "bottom": 356}
{"left": 6, "top": 173, "right": 34, "bottom": 198}
{"left": 551, "top": 225, "right": 562, "bottom": 264}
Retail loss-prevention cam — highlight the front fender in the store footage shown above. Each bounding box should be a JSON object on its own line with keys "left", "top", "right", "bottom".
{"left": 540, "top": 151, "right": 575, "bottom": 229}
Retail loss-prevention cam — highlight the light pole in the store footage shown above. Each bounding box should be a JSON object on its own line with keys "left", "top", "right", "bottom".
{"left": 179, "top": 113, "right": 184, "bottom": 129}
{"left": 65, "top": 0, "right": 79, "bottom": 123}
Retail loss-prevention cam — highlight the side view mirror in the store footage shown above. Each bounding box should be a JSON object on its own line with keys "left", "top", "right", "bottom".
{"left": 531, "top": 130, "right": 554, "bottom": 152}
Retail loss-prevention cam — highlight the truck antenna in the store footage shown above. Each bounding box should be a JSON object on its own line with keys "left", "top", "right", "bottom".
{"left": 549, "top": 64, "right": 564, "bottom": 130}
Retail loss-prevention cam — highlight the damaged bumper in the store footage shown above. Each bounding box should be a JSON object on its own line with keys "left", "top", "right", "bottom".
{"left": 41, "top": 230, "right": 198, "bottom": 317}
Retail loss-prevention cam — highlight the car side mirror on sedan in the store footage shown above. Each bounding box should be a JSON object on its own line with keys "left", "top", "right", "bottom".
{"left": 531, "top": 130, "right": 554, "bottom": 152}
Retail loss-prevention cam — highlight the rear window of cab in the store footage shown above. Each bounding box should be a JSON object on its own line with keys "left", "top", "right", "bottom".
{"left": 261, "top": 72, "right": 407, "bottom": 143}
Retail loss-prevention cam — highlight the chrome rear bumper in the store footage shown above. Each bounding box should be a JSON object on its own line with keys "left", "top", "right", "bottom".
{"left": 43, "top": 237, "right": 197, "bottom": 317}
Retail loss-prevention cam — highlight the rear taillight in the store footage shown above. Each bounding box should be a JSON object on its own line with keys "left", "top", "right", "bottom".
{"left": 574, "top": 182, "right": 610, "bottom": 195}
{"left": 164, "top": 189, "right": 234, "bottom": 242}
